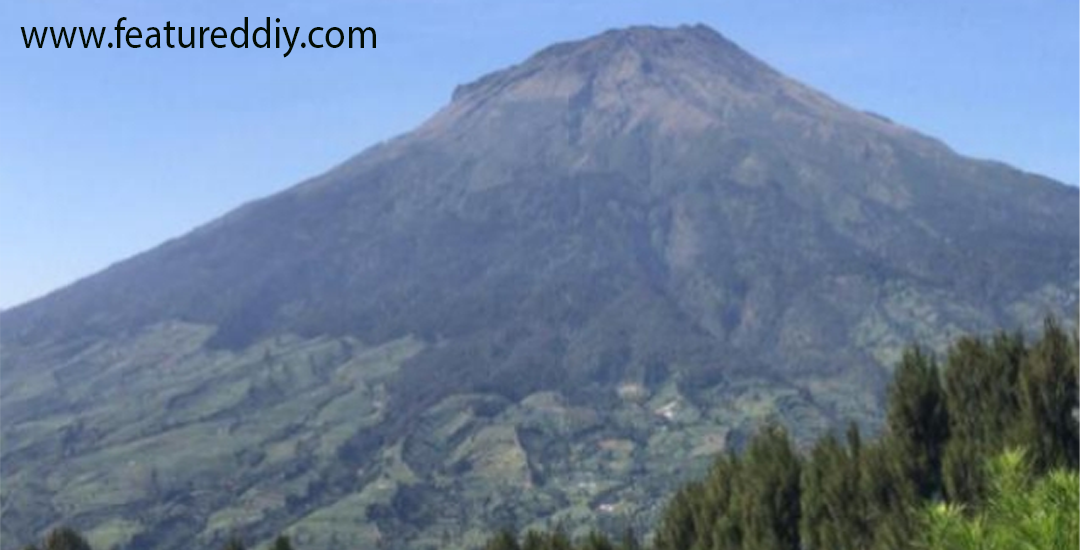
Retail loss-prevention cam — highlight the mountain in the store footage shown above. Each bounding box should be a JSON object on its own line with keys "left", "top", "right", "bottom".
{"left": 1, "top": 25, "right": 1076, "bottom": 550}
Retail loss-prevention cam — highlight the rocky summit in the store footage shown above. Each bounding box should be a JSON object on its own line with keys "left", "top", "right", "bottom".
{"left": 1, "top": 25, "right": 1076, "bottom": 550}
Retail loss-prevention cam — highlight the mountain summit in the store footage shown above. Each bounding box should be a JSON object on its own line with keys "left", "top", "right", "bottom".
{"left": 440, "top": 24, "right": 785, "bottom": 133}
{"left": 438, "top": 25, "right": 904, "bottom": 135}
{"left": 419, "top": 24, "right": 945, "bottom": 190}
{"left": 2, "top": 25, "right": 1076, "bottom": 549}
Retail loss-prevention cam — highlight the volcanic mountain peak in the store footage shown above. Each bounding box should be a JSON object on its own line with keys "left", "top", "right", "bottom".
{"left": 428, "top": 25, "right": 767, "bottom": 136}
{"left": 5, "top": 24, "right": 1073, "bottom": 352}
{"left": 448, "top": 24, "right": 775, "bottom": 103}
{"left": 418, "top": 24, "right": 932, "bottom": 162}
{"left": 1, "top": 24, "right": 1076, "bottom": 550}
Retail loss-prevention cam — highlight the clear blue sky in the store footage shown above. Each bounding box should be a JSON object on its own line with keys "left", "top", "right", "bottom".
{"left": 1, "top": 0, "right": 1076, "bottom": 308}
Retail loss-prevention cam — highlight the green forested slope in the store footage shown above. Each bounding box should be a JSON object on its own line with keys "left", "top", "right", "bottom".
{"left": 481, "top": 319, "right": 1079, "bottom": 550}
{"left": 16, "top": 320, "right": 1078, "bottom": 550}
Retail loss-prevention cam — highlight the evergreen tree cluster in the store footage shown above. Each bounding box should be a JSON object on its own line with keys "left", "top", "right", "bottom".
{"left": 486, "top": 318, "right": 1079, "bottom": 550}
{"left": 18, "top": 527, "right": 94, "bottom": 550}
{"left": 481, "top": 527, "right": 643, "bottom": 550}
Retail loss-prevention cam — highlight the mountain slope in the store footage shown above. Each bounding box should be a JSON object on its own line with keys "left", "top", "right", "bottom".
{"left": 2, "top": 25, "right": 1076, "bottom": 549}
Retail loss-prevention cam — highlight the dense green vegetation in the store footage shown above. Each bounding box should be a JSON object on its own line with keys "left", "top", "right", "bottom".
{"left": 922, "top": 450, "right": 1078, "bottom": 550}
{"left": 20, "top": 319, "right": 1077, "bottom": 550}
{"left": 477, "top": 319, "right": 1078, "bottom": 550}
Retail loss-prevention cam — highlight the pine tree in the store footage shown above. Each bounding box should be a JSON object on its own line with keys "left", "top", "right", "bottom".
{"left": 546, "top": 529, "right": 572, "bottom": 550}
{"left": 42, "top": 528, "right": 92, "bottom": 550}
{"left": 653, "top": 484, "right": 703, "bottom": 550}
{"left": 1074, "top": 309, "right": 1079, "bottom": 359}
{"left": 886, "top": 345, "right": 949, "bottom": 500}
{"left": 270, "top": 535, "right": 294, "bottom": 550}
{"left": 987, "top": 331, "right": 1026, "bottom": 444}
{"left": 579, "top": 531, "right": 615, "bottom": 550}
{"left": 518, "top": 527, "right": 544, "bottom": 548}
{"left": 801, "top": 433, "right": 863, "bottom": 550}
{"left": 222, "top": 535, "right": 246, "bottom": 550}
{"left": 616, "top": 527, "right": 641, "bottom": 550}
{"left": 801, "top": 434, "right": 835, "bottom": 549}
{"left": 483, "top": 530, "right": 521, "bottom": 550}
{"left": 844, "top": 422, "right": 870, "bottom": 547}
{"left": 942, "top": 331, "right": 1029, "bottom": 504}
{"left": 701, "top": 453, "right": 743, "bottom": 550}
{"left": 521, "top": 530, "right": 545, "bottom": 550}
{"left": 737, "top": 422, "right": 801, "bottom": 550}
{"left": 1018, "top": 317, "right": 1079, "bottom": 473}
{"left": 941, "top": 336, "right": 991, "bottom": 504}
{"left": 942, "top": 436, "right": 982, "bottom": 505}
{"left": 860, "top": 443, "right": 915, "bottom": 550}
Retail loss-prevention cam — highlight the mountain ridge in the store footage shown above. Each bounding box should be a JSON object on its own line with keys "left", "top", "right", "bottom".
{"left": 1, "top": 24, "right": 1076, "bottom": 550}
{"left": 7, "top": 24, "right": 1072, "bottom": 347}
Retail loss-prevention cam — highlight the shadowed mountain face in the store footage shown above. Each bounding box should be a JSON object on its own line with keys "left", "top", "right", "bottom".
{"left": 2, "top": 25, "right": 1076, "bottom": 550}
